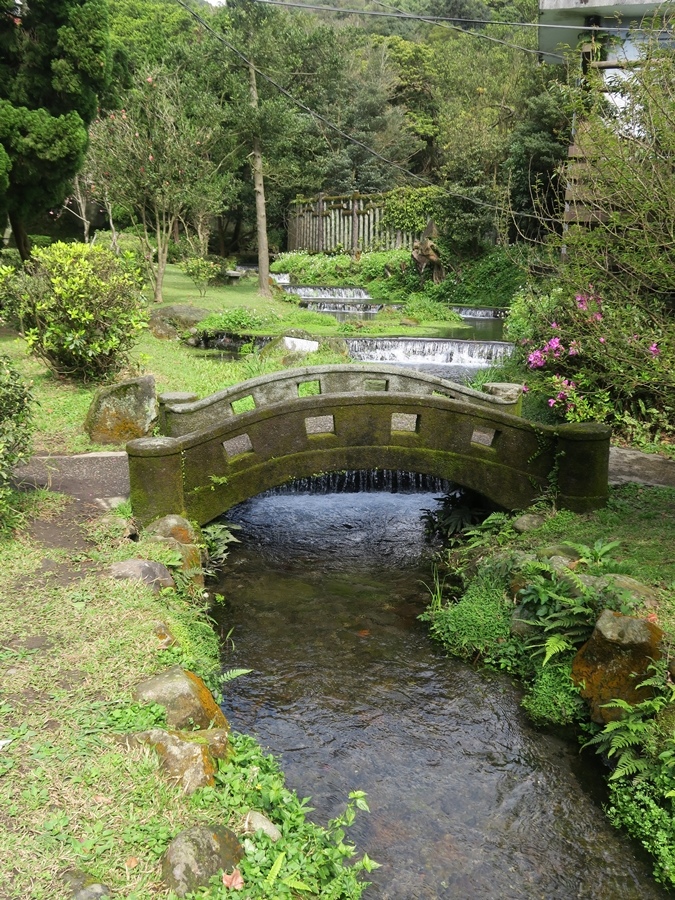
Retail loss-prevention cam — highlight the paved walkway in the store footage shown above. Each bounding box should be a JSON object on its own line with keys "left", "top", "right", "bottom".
{"left": 13, "top": 445, "right": 675, "bottom": 510}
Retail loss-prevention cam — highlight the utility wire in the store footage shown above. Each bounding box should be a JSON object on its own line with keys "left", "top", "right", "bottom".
{"left": 171, "top": 0, "right": 558, "bottom": 224}
{"left": 254, "top": 0, "right": 663, "bottom": 35}
{"left": 366, "top": 0, "right": 556, "bottom": 59}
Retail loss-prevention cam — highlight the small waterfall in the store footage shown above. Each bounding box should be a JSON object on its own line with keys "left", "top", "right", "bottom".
{"left": 346, "top": 337, "right": 514, "bottom": 366}
{"left": 299, "top": 300, "right": 383, "bottom": 314}
{"left": 451, "top": 306, "right": 507, "bottom": 319}
{"left": 283, "top": 285, "right": 372, "bottom": 301}
{"left": 266, "top": 470, "right": 450, "bottom": 495}
{"left": 271, "top": 273, "right": 290, "bottom": 284}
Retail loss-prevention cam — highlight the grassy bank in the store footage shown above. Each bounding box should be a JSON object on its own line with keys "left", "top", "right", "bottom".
{"left": 422, "top": 483, "right": 675, "bottom": 887}
{"left": 0, "top": 265, "right": 468, "bottom": 456}
{"left": 0, "top": 495, "right": 374, "bottom": 899}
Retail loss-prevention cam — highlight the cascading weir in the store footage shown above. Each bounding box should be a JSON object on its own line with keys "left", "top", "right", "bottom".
{"left": 126, "top": 364, "right": 611, "bottom": 526}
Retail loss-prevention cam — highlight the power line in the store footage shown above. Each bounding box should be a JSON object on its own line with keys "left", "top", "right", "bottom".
{"left": 171, "top": 0, "right": 558, "bottom": 224}
{"left": 366, "top": 0, "right": 554, "bottom": 59}
{"left": 256, "top": 0, "right": 645, "bottom": 35}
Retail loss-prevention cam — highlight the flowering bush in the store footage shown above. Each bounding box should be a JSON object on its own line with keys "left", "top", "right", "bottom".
{"left": 506, "top": 285, "right": 674, "bottom": 432}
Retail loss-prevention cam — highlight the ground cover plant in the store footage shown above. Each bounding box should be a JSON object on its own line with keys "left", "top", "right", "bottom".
{"left": 0, "top": 497, "right": 375, "bottom": 898}
{"left": 420, "top": 484, "right": 675, "bottom": 886}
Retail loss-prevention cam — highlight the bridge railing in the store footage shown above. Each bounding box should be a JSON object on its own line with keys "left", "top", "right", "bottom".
{"left": 157, "top": 365, "right": 523, "bottom": 437}
{"left": 129, "top": 387, "right": 611, "bottom": 526}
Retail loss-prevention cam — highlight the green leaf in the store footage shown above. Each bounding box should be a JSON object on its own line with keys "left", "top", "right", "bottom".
{"left": 266, "top": 851, "right": 286, "bottom": 885}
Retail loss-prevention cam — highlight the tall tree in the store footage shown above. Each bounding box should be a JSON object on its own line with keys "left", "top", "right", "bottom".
{"left": 0, "top": 0, "right": 113, "bottom": 258}
{"left": 88, "top": 68, "right": 236, "bottom": 301}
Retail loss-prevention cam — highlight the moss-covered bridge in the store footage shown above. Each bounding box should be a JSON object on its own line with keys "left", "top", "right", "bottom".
{"left": 127, "top": 365, "right": 611, "bottom": 526}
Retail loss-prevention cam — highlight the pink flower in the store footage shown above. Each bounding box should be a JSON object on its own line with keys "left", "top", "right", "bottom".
{"left": 546, "top": 337, "right": 561, "bottom": 351}
{"left": 649, "top": 343, "right": 660, "bottom": 356}
{"left": 599, "top": 337, "right": 606, "bottom": 343}
{"left": 592, "top": 312, "right": 603, "bottom": 322}
{"left": 548, "top": 398, "right": 557, "bottom": 407}
{"left": 568, "top": 340, "right": 580, "bottom": 356}
{"left": 550, "top": 321, "right": 559, "bottom": 329}
{"left": 149, "top": 154, "right": 154, "bottom": 161}
{"left": 146, "top": 76, "right": 153, "bottom": 83}
{"left": 522, "top": 384, "right": 529, "bottom": 393}
{"left": 575, "top": 294, "right": 588, "bottom": 310}
{"left": 527, "top": 350, "right": 546, "bottom": 369}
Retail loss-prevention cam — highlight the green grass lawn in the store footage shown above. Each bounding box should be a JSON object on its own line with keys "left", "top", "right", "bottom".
{"left": 156, "top": 267, "right": 470, "bottom": 337}
{"left": 1, "top": 266, "right": 471, "bottom": 455}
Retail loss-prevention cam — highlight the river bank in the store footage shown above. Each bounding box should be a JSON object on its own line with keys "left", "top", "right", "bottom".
{"left": 0, "top": 490, "right": 375, "bottom": 898}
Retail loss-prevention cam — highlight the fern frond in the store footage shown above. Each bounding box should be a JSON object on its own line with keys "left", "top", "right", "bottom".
{"left": 542, "top": 634, "right": 572, "bottom": 666}
{"left": 221, "top": 668, "right": 253, "bottom": 683}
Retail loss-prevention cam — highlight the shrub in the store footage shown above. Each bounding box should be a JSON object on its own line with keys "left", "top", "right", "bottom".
{"left": 0, "top": 248, "right": 22, "bottom": 271}
{"left": 431, "top": 247, "right": 527, "bottom": 309}
{"left": 6, "top": 242, "right": 147, "bottom": 381}
{"left": 506, "top": 283, "right": 675, "bottom": 431}
{"left": 0, "top": 356, "right": 34, "bottom": 531}
{"left": 271, "top": 250, "right": 421, "bottom": 303}
{"left": 179, "top": 256, "right": 220, "bottom": 297}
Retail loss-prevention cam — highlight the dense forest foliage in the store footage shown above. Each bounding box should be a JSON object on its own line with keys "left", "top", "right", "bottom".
{"left": 1, "top": 0, "right": 572, "bottom": 259}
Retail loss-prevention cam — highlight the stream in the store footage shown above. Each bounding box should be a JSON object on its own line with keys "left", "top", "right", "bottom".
{"left": 212, "top": 485, "right": 668, "bottom": 900}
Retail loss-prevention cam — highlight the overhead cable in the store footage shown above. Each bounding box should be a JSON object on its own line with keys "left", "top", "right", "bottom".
{"left": 364, "top": 0, "right": 562, "bottom": 58}
{"left": 255, "top": 0, "right": 646, "bottom": 34}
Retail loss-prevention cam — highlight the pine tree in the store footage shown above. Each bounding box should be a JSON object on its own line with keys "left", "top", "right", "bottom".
{"left": 0, "top": 0, "right": 112, "bottom": 257}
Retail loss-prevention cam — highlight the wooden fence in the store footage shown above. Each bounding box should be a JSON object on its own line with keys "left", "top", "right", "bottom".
{"left": 288, "top": 193, "right": 419, "bottom": 253}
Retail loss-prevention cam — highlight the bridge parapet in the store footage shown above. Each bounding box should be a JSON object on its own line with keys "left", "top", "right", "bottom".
{"left": 129, "top": 385, "right": 611, "bottom": 526}
{"left": 158, "top": 365, "right": 523, "bottom": 437}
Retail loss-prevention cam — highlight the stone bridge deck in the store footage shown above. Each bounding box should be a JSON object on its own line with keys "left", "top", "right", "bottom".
{"left": 127, "top": 365, "right": 611, "bottom": 526}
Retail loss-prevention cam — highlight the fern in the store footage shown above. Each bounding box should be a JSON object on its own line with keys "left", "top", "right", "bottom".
{"left": 221, "top": 668, "right": 252, "bottom": 684}
{"left": 541, "top": 634, "right": 572, "bottom": 666}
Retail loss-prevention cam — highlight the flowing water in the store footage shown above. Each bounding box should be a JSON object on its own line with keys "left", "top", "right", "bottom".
{"left": 346, "top": 337, "right": 513, "bottom": 382}
{"left": 213, "top": 486, "right": 667, "bottom": 900}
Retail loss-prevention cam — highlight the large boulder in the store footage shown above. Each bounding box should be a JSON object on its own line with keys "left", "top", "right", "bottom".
{"left": 84, "top": 375, "right": 157, "bottom": 444}
{"left": 162, "top": 826, "right": 243, "bottom": 897}
{"left": 571, "top": 610, "right": 664, "bottom": 723}
{"left": 149, "top": 305, "right": 210, "bottom": 340}
{"left": 146, "top": 514, "right": 201, "bottom": 547}
{"left": 133, "top": 666, "right": 229, "bottom": 730}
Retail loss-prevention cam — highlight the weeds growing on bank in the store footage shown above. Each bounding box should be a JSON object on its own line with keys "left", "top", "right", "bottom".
{"left": 0, "top": 498, "right": 375, "bottom": 899}
{"left": 421, "top": 484, "right": 675, "bottom": 886}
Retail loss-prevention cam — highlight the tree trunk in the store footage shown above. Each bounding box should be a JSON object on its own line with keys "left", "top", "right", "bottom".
{"left": 154, "top": 215, "right": 171, "bottom": 303}
{"left": 248, "top": 62, "right": 271, "bottom": 298}
{"left": 217, "top": 216, "right": 228, "bottom": 257}
{"left": 9, "top": 211, "right": 31, "bottom": 261}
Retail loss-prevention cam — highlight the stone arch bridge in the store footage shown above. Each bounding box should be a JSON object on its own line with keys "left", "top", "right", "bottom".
{"left": 127, "top": 365, "right": 610, "bottom": 526}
